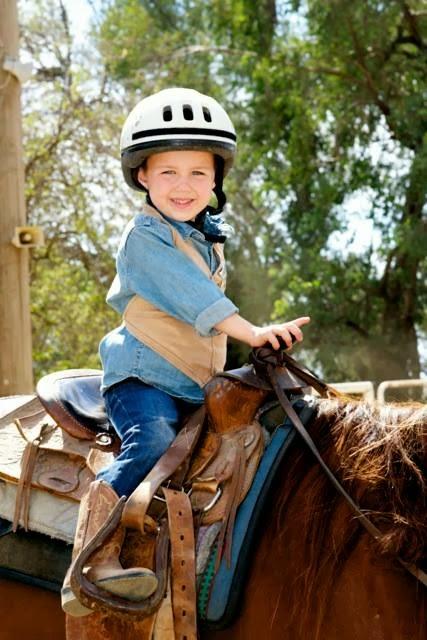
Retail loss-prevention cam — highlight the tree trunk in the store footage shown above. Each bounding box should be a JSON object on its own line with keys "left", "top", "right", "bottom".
{"left": 377, "top": 145, "right": 426, "bottom": 381}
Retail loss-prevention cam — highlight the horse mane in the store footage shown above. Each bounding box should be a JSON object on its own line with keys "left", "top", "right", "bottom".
{"left": 317, "top": 397, "right": 426, "bottom": 561}
{"left": 275, "top": 396, "right": 426, "bottom": 636}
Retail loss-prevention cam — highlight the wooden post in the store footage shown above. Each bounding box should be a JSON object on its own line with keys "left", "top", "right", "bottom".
{"left": 0, "top": 0, "right": 33, "bottom": 394}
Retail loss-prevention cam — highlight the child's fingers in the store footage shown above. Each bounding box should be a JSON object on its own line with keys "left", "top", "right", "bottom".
{"left": 269, "top": 333, "right": 281, "bottom": 350}
{"left": 285, "top": 323, "right": 304, "bottom": 343}
{"left": 278, "top": 317, "right": 310, "bottom": 347}
{"left": 293, "top": 316, "right": 311, "bottom": 327}
{"left": 276, "top": 327, "right": 294, "bottom": 349}
{"left": 255, "top": 317, "right": 310, "bottom": 350}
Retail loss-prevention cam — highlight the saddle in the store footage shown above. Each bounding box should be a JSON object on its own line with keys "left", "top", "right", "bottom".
{"left": 65, "top": 347, "right": 331, "bottom": 638}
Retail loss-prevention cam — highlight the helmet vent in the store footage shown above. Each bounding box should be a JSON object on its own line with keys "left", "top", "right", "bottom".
{"left": 203, "top": 107, "right": 212, "bottom": 122}
{"left": 183, "top": 104, "right": 194, "bottom": 120}
{"left": 163, "top": 106, "right": 173, "bottom": 122}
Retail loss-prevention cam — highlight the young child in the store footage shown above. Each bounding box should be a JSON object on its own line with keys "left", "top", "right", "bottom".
{"left": 62, "top": 88, "right": 310, "bottom": 616}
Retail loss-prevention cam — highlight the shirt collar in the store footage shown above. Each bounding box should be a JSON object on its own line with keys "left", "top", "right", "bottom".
{"left": 141, "top": 198, "right": 232, "bottom": 242}
{"left": 164, "top": 215, "right": 200, "bottom": 240}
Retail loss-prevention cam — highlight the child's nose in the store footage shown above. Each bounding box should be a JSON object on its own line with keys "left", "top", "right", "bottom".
{"left": 174, "top": 175, "right": 193, "bottom": 189}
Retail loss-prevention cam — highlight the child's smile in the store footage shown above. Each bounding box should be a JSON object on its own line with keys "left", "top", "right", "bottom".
{"left": 170, "top": 197, "right": 195, "bottom": 208}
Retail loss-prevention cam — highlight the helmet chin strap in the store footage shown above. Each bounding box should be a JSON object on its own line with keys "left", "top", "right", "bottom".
{"left": 206, "top": 183, "right": 227, "bottom": 217}
{"left": 206, "top": 156, "right": 226, "bottom": 216}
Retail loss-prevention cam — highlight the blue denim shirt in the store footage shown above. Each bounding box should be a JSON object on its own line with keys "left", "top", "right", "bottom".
{"left": 99, "top": 209, "right": 238, "bottom": 402}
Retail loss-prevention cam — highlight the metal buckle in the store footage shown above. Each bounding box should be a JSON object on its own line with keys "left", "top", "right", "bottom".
{"left": 153, "top": 484, "right": 193, "bottom": 505}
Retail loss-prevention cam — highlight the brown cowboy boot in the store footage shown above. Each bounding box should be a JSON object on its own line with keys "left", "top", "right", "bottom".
{"left": 61, "top": 480, "right": 158, "bottom": 617}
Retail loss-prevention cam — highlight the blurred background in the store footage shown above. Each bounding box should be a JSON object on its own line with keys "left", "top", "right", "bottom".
{"left": 2, "top": 0, "right": 426, "bottom": 395}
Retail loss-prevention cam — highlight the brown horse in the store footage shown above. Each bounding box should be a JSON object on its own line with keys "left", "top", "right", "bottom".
{"left": 1, "top": 396, "right": 426, "bottom": 639}
{"left": 203, "top": 397, "right": 426, "bottom": 640}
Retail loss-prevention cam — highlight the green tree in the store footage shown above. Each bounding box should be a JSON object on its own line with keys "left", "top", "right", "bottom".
{"left": 285, "top": 0, "right": 427, "bottom": 382}
{"left": 97, "top": 0, "right": 427, "bottom": 381}
{"left": 201, "top": 0, "right": 427, "bottom": 381}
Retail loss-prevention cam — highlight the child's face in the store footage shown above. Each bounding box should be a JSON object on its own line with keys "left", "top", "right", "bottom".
{"left": 137, "top": 150, "right": 216, "bottom": 222}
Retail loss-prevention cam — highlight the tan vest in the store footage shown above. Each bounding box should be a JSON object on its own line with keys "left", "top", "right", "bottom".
{"left": 123, "top": 204, "right": 228, "bottom": 387}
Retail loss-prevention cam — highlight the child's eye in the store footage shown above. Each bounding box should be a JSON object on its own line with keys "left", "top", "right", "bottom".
{"left": 192, "top": 171, "right": 205, "bottom": 176}
{"left": 162, "top": 170, "right": 175, "bottom": 175}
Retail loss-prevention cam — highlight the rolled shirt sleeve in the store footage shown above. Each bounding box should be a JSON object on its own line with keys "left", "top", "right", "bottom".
{"left": 194, "top": 297, "right": 237, "bottom": 336}
{"left": 113, "top": 216, "right": 238, "bottom": 336}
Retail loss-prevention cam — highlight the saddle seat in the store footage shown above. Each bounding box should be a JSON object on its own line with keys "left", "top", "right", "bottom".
{"left": 34, "top": 361, "right": 288, "bottom": 452}
{"left": 36, "top": 369, "right": 119, "bottom": 450}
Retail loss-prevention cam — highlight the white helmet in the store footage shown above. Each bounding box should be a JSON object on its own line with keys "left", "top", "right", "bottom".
{"left": 120, "top": 87, "right": 237, "bottom": 192}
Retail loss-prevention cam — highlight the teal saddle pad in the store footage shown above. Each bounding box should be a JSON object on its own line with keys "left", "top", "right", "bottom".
{"left": 198, "top": 396, "right": 315, "bottom": 629}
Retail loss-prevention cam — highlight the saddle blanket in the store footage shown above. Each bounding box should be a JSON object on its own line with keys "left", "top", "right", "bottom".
{"left": 0, "top": 482, "right": 79, "bottom": 543}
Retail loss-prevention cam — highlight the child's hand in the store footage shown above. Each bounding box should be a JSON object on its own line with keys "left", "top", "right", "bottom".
{"left": 250, "top": 316, "right": 310, "bottom": 350}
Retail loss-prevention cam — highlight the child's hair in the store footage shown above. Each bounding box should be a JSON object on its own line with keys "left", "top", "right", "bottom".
{"left": 120, "top": 88, "right": 237, "bottom": 215}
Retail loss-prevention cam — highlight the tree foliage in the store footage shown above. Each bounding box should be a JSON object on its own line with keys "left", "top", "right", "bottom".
{"left": 20, "top": 0, "right": 427, "bottom": 382}
{"left": 20, "top": 0, "right": 130, "bottom": 378}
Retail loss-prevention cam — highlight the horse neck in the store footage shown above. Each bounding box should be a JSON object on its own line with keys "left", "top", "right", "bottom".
{"left": 241, "top": 398, "right": 427, "bottom": 640}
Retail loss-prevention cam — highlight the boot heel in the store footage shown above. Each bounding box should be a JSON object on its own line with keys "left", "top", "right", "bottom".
{"left": 62, "top": 480, "right": 158, "bottom": 617}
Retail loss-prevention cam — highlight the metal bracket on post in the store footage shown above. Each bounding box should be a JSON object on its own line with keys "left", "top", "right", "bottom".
{"left": 11, "top": 226, "right": 45, "bottom": 248}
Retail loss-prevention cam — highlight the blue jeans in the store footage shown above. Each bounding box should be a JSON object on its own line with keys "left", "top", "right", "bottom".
{"left": 97, "top": 378, "right": 195, "bottom": 498}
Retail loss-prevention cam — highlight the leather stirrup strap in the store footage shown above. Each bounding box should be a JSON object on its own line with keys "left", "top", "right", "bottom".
{"left": 163, "top": 488, "right": 197, "bottom": 640}
{"left": 122, "top": 407, "right": 205, "bottom": 534}
{"left": 12, "top": 420, "right": 55, "bottom": 531}
{"left": 214, "top": 438, "right": 246, "bottom": 568}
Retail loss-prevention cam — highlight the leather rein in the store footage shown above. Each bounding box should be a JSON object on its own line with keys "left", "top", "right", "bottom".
{"left": 251, "top": 346, "right": 427, "bottom": 588}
